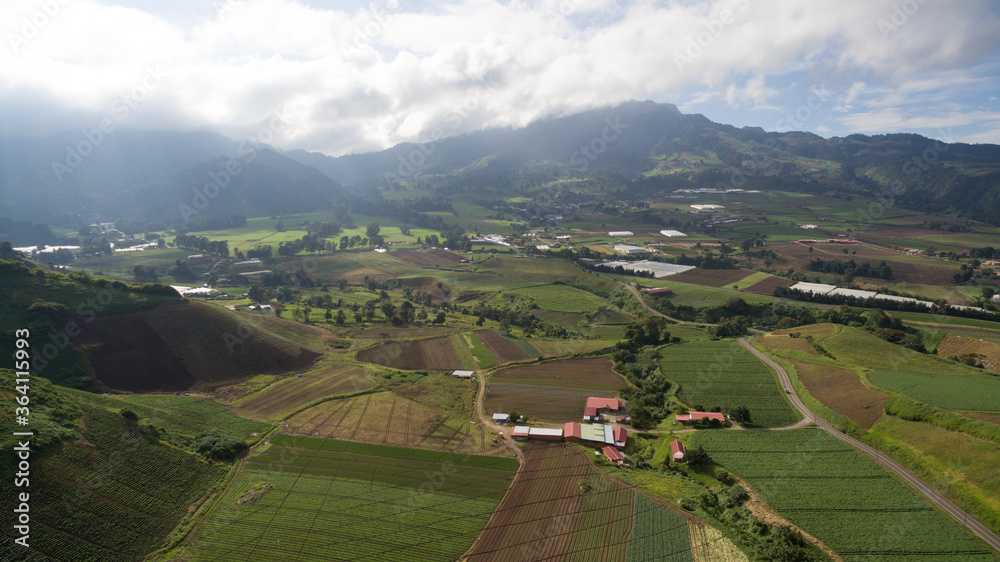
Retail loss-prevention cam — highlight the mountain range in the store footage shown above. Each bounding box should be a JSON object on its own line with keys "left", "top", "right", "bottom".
{"left": 2, "top": 101, "right": 999, "bottom": 232}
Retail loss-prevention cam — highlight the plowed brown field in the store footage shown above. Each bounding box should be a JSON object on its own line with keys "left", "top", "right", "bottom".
{"left": 356, "top": 336, "right": 464, "bottom": 370}
{"left": 475, "top": 330, "right": 530, "bottom": 363}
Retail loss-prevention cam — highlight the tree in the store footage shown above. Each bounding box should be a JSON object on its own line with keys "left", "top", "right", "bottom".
{"left": 354, "top": 311, "right": 363, "bottom": 324}
{"left": 399, "top": 224, "right": 411, "bottom": 236}
{"left": 120, "top": 409, "right": 139, "bottom": 423}
{"left": 275, "top": 219, "right": 285, "bottom": 232}
{"left": 731, "top": 406, "right": 752, "bottom": 426}
{"left": 433, "top": 311, "right": 446, "bottom": 324}
{"left": 685, "top": 445, "right": 712, "bottom": 466}
{"left": 507, "top": 410, "right": 520, "bottom": 425}
{"left": 194, "top": 431, "right": 249, "bottom": 462}
{"left": 366, "top": 223, "right": 381, "bottom": 239}
{"left": 335, "top": 309, "right": 346, "bottom": 325}
{"left": 399, "top": 301, "right": 415, "bottom": 325}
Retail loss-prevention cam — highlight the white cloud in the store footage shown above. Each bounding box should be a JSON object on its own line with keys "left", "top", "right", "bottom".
{"left": 0, "top": 0, "right": 998, "bottom": 154}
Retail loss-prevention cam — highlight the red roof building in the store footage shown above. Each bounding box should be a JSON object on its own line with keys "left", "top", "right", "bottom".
{"left": 670, "top": 440, "right": 686, "bottom": 461}
{"left": 613, "top": 426, "right": 627, "bottom": 448}
{"left": 602, "top": 446, "right": 624, "bottom": 463}
{"left": 675, "top": 411, "right": 726, "bottom": 424}
{"left": 584, "top": 397, "right": 626, "bottom": 421}
{"left": 564, "top": 422, "right": 581, "bottom": 443}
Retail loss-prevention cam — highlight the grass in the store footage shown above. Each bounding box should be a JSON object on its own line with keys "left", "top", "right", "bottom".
{"left": 721, "top": 271, "right": 771, "bottom": 290}
{"left": 691, "top": 428, "right": 994, "bottom": 559}
{"left": 870, "top": 416, "right": 1000, "bottom": 535}
{"left": 819, "top": 325, "right": 973, "bottom": 375}
{"left": 511, "top": 283, "right": 608, "bottom": 313}
{"left": 869, "top": 370, "right": 1000, "bottom": 412}
{"left": 188, "top": 435, "right": 517, "bottom": 561}
{"left": 460, "top": 331, "right": 497, "bottom": 369}
{"left": 235, "top": 363, "right": 376, "bottom": 420}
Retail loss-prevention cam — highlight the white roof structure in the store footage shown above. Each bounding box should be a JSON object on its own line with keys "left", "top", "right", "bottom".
{"left": 528, "top": 427, "right": 563, "bottom": 437}
{"left": 828, "top": 288, "right": 878, "bottom": 299}
{"left": 613, "top": 245, "right": 651, "bottom": 254}
{"left": 789, "top": 282, "right": 837, "bottom": 295}
{"left": 169, "top": 285, "right": 218, "bottom": 296}
{"left": 691, "top": 204, "right": 725, "bottom": 211}
{"left": 993, "top": 294, "right": 1000, "bottom": 303}
{"left": 608, "top": 231, "right": 633, "bottom": 237}
{"left": 951, "top": 305, "right": 986, "bottom": 313}
{"left": 492, "top": 413, "right": 509, "bottom": 421}
{"left": 659, "top": 230, "right": 687, "bottom": 237}
{"left": 800, "top": 224, "right": 818, "bottom": 230}
{"left": 603, "top": 260, "right": 695, "bottom": 278}
{"left": 872, "top": 295, "right": 933, "bottom": 308}
{"left": 451, "top": 370, "right": 474, "bottom": 378}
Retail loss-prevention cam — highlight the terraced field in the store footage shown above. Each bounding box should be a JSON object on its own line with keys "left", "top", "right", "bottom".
{"left": 189, "top": 435, "right": 518, "bottom": 561}
{"left": 236, "top": 364, "right": 375, "bottom": 420}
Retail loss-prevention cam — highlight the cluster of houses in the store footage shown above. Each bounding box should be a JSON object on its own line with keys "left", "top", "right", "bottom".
{"left": 494, "top": 397, "right": 631, "bottom": 465}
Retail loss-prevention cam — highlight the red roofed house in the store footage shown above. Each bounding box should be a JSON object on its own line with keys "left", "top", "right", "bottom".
{"left": 583, "top": 397, "right": 627, "bottom": 422}
{"left": 564, "top": 422, "right": 581, "bottom": 443}
{"left": 602, "top": 446, "right": 624, "bottom": 464}
{"left": 670, "top": 440, "right": 686, "bottom": 462}
{"left": 613, "top": 426, "right": 627, "bottom": 448}
{"left": 675, "top": 411, "right": 726, "bottom": 424}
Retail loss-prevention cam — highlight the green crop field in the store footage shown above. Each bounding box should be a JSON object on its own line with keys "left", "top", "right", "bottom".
{"left": 189, "top": 435, "right": 518, "bottom": 561}
{"left": 625, "top": 495, "right": 693, "bottom": 562}
{"left": 459, "top": 331, "right": 497, "bottom": 369}
{"left": 691, "top": 429, "right": 994, "bottom": 559}
{"left": 869, "top": 370, "right": 1000, "bottom": 412}
{"left": 0, "top": 407, "right": 225, "bottom": 561}
{"left": 819, "top": 326, "right": 973, "bottom": 375}
{"left": 512, "top": 283, "right": 607, "bottom": 313}
{"left": 71, "top": 391, "right": 274, "bottom": 441}
{"left": 659, "top": 341, "right": 798, "bottom": 427}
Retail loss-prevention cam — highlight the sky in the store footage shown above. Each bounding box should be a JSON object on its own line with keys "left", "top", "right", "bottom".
{"left": 2, "top": 0, "right": 999, "bottom": 156}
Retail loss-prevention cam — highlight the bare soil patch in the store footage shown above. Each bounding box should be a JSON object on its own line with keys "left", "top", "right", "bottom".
{"left": 475, "top": 330, "right": 530, "bottom": 363}
{"left": 756, "top": 334, "right": 821, "bottom": 356}
{"left": 936, "top": 335, "right": 1000, "bottom": 373}
{"left": 793, "top": 360, "right": 889, "bottom": 430}
{"left": 666, "top": 268, "right": 752, "bottom": 287}
{"left": 485, "top": 357, "right": 627, "bottom": 422}
{"left": 742, "top": 276, "right": 794, "bottom": 295}
{"left": 237, "top": 364, "right": 373, "bottom": 419}
{"left": 356, "top": 336, "right": 464, "bottom": 370}
{"left": 391, "top": 248, "right": 464, "bottom": 266}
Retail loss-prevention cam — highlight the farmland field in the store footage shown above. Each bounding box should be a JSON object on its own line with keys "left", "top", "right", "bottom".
{"left": 819, "top": 326, "right": 973, "bottom": 375}
{"left": 485, "top": 357, "right": 628, "bottom": 422}
{"left": 189, "top": 435, "right": 518, "bottom": 561}
{"left": 475, "top": 329, "right": 531, "bottom": 363}
{"left": 869, "top": 370, "right": 1000, "bottom": 412}
{"left": 512, "top": 283, "right": 608, "bottom": 313}
{"left": 691, "top": 429, "right": 995, "bottom": 559}
{"left": 284, "top": 391, "right": 491, "bottom": 453}
{"left": 459, "top": 332, "right": 497, "bottom": 369}
{"left": 467, "top": 443, "right": 695, "bottom": 561}
{"left": 529, "top": 338, "right": 617, "bottom": 357}
{"left": 936, "top": 335, "right": 1000, "bottom": 372}
{"left": 740, "top": 275, "right": 794, "bottom": 295}
{"left": 235, "top": 364, "right": 375, "bottom": 420}
{"left": 665, "top": 268, "right": 750, "bottom": 287}
{"left": 391, "top": 248, "right": 465, "bottom": 266}
{"left": 78, "top": 393, "right": 274, "bottom": 440}
{"left": 788, "top": 360, "right": 888, "bottom": 430}
{"left": 0, "top": 407, "right": 225, "bottom": 561}
{"left": 357, "top": 336, "right": 465, "bottom": 370}
{"left": 659, "top": 341, "right": 798, "bottom": 428}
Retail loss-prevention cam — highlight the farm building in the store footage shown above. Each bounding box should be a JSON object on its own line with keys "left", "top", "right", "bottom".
{"left": 451, "top": 370, "right": 474, "bottom": 379}
{"left": 613, "top": 426, "right": 627, "bottom": 447}
{"left": 602, "top": 260, "right": 695, "bottom": 278}
{"left": 796, "top": 239, "right": 819, "bottom": 244}
{"left": 994, "top": 294, "right": 1000, "bottom": 304}
{"left": 789, "top": 282, "right": 837, "bottom": 295}
{"left": 670, "top": 440, "right": 686, "bottom": 461}
{"left": 512, "top": 426, "right": 530, "bottom": 440}
{"left": 691, "top": 204, "right": 724, "bottom": 211}
{"left": 799, "top": 224, "right": 818, "bottom": 230}
{"left": 492, "top": 413, "right": 509, "bottom": 424}
{"left": 583, "top": 397, "right": 627, "bottom": 422}
{"left": 608, "top": 230, "right": 634, "bottom": 237}
{"left": 579, "top": 423, "right": 621, "bottom": 448}
{"left": 828, "top": 288, "right": 878, "bottom": 299}
{"left": 873, "top": 294, "right": 934, "bottom": 309}
{"left": 564, "top": 422, "right": 581, "bottom": 443}
{"left": 613, "top": 244, "right": 651, "bottom": 255}
{"left": 826, "top": 238, "right": 861, "bottom": 244}
{"left": 642, "top": 287, "right": 673, "bottom": 295}
{"left": 676, "top": 412, "right": 726, "bottom": 424}
{"left": 602, "top": 446, "right": 625, "bottom": 465}
{"left": 528, "top": 427, "right": 564, "bottom": 441}
{"left": 659, "top": 229, "right": 687, "bottom": 237}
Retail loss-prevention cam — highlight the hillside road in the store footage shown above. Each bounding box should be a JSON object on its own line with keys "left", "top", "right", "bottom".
{"left": 738, "top": 337, "right": 1000, "bottom": 554}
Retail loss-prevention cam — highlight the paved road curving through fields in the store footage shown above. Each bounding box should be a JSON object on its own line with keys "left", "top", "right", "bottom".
{"left": 738, "top": 337, "right": 1000, "bottom": 554}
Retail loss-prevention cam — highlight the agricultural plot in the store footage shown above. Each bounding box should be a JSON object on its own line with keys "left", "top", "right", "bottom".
{"left": 740, "top": 275, "right": 793, "bottom": 296}
{"left": 189, "top": 435, "right": 518, "bottom": 562}
{"left": 391, "top": 248, "right": 465, "bottom": 266}
{"left": 485, "top": 357, "right": 628, "bottom": 422}
{"left": 691, "top": 429, "right": 994, "bottom": 560}
{"left": 659, "top": 341, "right": 798, "bottom": 428}
{"left": 937, "top": 335, "right": 1000, "bottom": 372}
{"left": 468, "top": 443, "right": 658, "bottom": 561}
{"left": 787, "top": 360, "right": 888, "bottom": 430}
{"left": 356, "top": 336, "right": 465, "bottom": 370}
{"left": 820, "top": 326, "right": 972, "bottom": 375}
{"left": 76, "top": 393, "right": 273, "bottom": 439}
{"left": 475, "top": 330, "right": 531, "bottom": 363}
{"left": 529, "top": 338, "right": 617, "bottom": 357}
{"left": 0, "top": 408, "right": 225, "bottom": 561}
{"left": 512, "top": 283, "right": 608, "bottom": 313}
{"left": 284, "top": 391, "right": 490, "bottom": 453}
{"left": 236, "top": 364, "right": 374, "bottom": 420}
{"left": 665, "top": 268, "right": 751, "bottom": 288}
{"left": 626, "top": 495, "right": 693, "bottom": 562}
{"left": 869, "top": 370, "right": 1000, "bottom": 412}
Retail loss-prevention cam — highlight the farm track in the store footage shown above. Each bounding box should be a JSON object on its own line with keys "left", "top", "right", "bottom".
{"left": 739, "top": 337, "right": 1000, "bottom": 554}
{"left": 381, "top": 398, "right": 397, "bottom": 444}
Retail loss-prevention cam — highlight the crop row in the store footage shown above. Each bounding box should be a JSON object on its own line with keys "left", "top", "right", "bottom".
{"left": 691, "top": 429, "right": 992, "bottom": 558}
{"left": 626, "top": 495, "right": 692, "bottom": 562}
{"left": 267, "top": 434, "right": 518, "bottom": 470}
